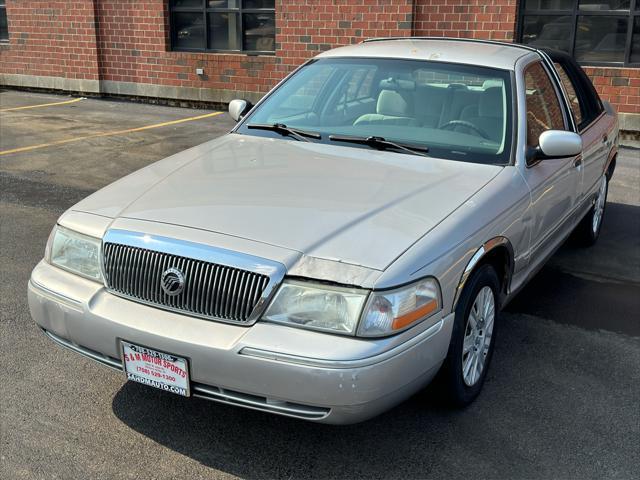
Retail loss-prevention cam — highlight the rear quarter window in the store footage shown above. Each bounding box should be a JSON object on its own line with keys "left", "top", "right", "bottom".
{"left": 545, "top": 51, "right": 605, "bottom": 131}
{"left": 554, "top": 62, "right": 584, "bottom": 126}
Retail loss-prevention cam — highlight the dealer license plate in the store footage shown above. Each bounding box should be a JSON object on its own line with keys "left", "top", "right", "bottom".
{"left": 121, "top": 341, "right": 190, "bottom": 397}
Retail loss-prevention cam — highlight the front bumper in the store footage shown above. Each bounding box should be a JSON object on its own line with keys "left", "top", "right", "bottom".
{"left": 28, "top": 260, "right": 454, "bottom": 424}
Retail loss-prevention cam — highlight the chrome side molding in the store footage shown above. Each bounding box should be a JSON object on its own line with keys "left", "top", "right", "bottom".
{"left": 42, "top": 329, "right": 123, "bottom": 371}
{"left": 452, "top": 236, "right": 514, "bottom": 311}
{"left": 30, "top": 279, "right": 84, "bottom": 312}
{"left": 192, "top": 384, "right": 330, "bottom": 421}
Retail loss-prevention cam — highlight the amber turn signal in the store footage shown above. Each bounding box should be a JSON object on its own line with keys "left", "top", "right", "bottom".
{"left": 392, "top": 298, "right": 439, "bottom": 330}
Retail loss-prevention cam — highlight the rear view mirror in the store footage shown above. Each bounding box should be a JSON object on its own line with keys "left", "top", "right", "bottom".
{"left": 229, "top": 99, "right": 251, "bottom": 122}
{"left": 527, "top": 130, "right": 582, "bottom": 165}
{"left": 379, "top": 77, "right": 416, "bottom": 91}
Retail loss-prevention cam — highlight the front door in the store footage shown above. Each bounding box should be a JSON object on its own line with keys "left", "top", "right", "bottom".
{"left": 521, "top": 61, "right": 582, "bottom": 260}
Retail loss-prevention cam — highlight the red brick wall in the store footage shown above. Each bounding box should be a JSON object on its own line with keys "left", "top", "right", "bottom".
{"left": 0, "top": 0, "right": 100, "bottom": 81}
{"left": 93, "top": 0, "right": 274, "bottom": 94}
{"left": 412, "top": 0, "right": 639, "bottom": 115}
{"left": 276, "top": 0, "right": 413, "bottom": 76}
{"left": 413, "top": 0, "right": 517, "bottom": 41}
{"left": 94, "top": 0, "right": 414, "bottom": 97}
{"left": 0, "top": 0, "right": 637, "bottom": 116}
{"left": 584, "top": 67, "right": 640, "bottom": 115}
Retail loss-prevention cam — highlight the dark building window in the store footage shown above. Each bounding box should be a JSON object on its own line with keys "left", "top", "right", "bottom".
{"left": 0, "top": 0, "right": 8, "bottom": 42}
{"left": 518, "top": 0, "right": 640, "bottom": 66}
{"left": 170, "top": 0, "right": 275, "bottom": 54}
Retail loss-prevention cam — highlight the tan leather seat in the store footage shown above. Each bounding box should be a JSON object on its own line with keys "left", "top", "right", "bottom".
{"left": 354, "top": 90, "right": 420, "bottom": 126}
{"left": 460, "top": 87, "right": 504, "bottom": 142}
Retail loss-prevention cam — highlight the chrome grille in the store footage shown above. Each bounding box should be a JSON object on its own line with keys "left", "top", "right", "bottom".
{"left": 103, "top": 242, "right": 271, "bottom": 323}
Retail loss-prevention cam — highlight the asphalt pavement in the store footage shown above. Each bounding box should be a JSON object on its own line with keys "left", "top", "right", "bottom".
{"left": 1, "top": 90, "right": 638, "bottom": 480}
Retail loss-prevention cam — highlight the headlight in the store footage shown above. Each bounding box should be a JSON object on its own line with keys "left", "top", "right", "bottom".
{"left": 262, "top": 277, "right": 441, "bottom": 337}
{"left": 358, "top": 277, "right": 441, "bottom": 337}
{"left": 46, "top": 226, "right": 103, "bottom": 282}
{"left": 261, "top": 280, "right": 368, "bottom": 335}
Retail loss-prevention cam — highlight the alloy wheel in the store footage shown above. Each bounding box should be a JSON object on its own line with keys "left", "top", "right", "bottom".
{"left": 592, "top": 176, "right": 607, "bottom": 234}
{"left": 462, "top": 286, "right": 495, "bottom": 387}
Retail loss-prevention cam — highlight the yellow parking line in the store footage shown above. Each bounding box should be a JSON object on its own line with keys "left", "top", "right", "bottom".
{"left": 0, "top": 97, "right": 85, "bottom": 112}
{"left": 0, "top": 111, "right": 224, "bottom": 156}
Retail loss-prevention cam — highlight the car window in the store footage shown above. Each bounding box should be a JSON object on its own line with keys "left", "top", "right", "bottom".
{"left": 554, "top": 62, "right": 583, "bottom": 126}
{"left": 341, "top": 67, "right": 376, "bottom": 102}
{"left": 276, "top": 64, "right": 334, "bottom": 117}
{"left": 329, "top": 65, "right": 378, "bottom": 116}
{"left": 524, "top": 62, "right": 566, "bottom": 147}
{"left": 239, "top": 58, "right": 514, "bottom": 166}
{"left": 544, "top": 51, "right": 605, "bottom": 130}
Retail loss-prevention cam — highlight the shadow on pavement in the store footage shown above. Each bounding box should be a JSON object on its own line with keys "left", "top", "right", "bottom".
{"left": 507, "top": 201, "right": 640, "bottom": 337}
{"left": 111, "top": 312, "right": 640, "bottom": 479}
{"left": 111, "top": 380, "right": 458, "bottom": 479}
{"left": 506, "top": 265, "right": 640, "bottom": 336}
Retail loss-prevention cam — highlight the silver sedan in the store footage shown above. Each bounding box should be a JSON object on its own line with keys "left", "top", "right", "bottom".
{"left": 29, "top": 38, "right": 618, "bottom": 424}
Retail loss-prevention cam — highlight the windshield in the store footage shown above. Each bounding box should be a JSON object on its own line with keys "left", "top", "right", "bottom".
{"left": 237, "top": 58, "right": 513, "bottom": 165}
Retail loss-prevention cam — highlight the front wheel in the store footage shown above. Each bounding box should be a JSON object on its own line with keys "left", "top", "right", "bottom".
{"left": 573, "top": 174, "right": 608, "bottom": 247}
{"left": 440, "top": 264, "right": 500, "bottom": 407}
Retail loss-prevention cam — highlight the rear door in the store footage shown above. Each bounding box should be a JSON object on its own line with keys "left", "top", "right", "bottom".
{"left": 547, "top": 51, "right": 611, "bottom": 202}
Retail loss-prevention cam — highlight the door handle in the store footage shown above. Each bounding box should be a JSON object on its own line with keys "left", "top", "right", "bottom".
{"left": 602, "top": 134, "right": 608, "bottom": 144}
{"left": 573, "top": 156, "right": 583, "bottom": 168}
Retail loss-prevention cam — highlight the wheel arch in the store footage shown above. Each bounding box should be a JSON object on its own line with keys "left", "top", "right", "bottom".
{"left": 452, "top": 236, "right": 514, "bottom": 312}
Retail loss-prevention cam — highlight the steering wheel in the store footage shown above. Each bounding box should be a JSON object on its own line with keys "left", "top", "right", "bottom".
{"left": 440, "top": 120, "right": 491, "bottom": 140}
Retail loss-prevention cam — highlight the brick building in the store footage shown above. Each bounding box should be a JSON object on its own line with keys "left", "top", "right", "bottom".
{"left": 0, "top": 1, "right": 638, "bottom": 135}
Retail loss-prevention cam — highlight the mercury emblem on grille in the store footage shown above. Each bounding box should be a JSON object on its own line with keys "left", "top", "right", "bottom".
{"left": 161, "top": 267, "right": 185, "bottom": 296}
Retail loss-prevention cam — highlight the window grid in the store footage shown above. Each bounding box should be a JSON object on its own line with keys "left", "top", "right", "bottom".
{"left": 517, "top": 0, "right": 640, "bottom": 67}
{"left": 170, "top": 0, "right": 275, "bottom": 55}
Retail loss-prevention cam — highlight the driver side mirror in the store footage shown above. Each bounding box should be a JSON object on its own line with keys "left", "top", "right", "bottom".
{"left": 229, "top": 99, "right": 252, "bottom": 122}
{"left": 527, "top": 130, "right": 582, "bottom": 165}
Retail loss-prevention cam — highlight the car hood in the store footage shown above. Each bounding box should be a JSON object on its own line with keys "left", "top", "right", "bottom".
{"left": 73, "top": 134, "right": 502, "bottom": 271}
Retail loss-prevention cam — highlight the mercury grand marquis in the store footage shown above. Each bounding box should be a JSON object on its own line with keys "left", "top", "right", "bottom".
{"left": 29, "top": 38, "right": 618, "bottom": 424}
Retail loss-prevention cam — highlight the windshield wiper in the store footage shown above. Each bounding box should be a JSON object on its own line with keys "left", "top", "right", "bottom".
{"left": 247, "top": 123, "right": 321, "bottom": 142}
{"left": 328, "top": 134, "right": 429, "bottom": 157}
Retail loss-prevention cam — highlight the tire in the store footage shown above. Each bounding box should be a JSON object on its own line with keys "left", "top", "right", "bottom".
{"left": 441, "top": 264, "right": 500, "bottom": 407}
{"left": 573, "top": 174, "right": 608, "bottom": 247}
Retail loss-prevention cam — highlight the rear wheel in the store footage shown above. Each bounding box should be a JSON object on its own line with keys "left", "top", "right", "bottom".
{"left": 574, "top": 174, "right": 608, "bottom": 247}
{"left": 441, "top": 264, "right": 500, "bottom": 406}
